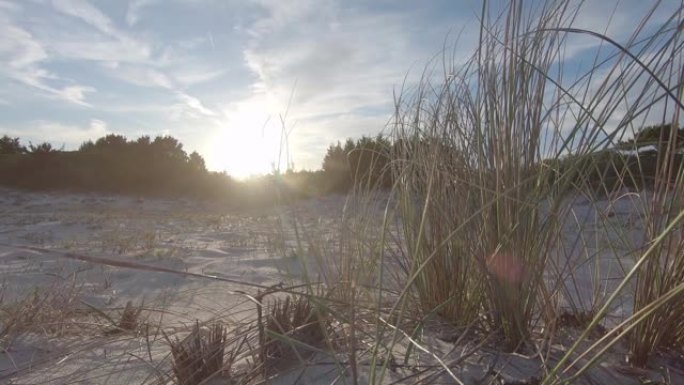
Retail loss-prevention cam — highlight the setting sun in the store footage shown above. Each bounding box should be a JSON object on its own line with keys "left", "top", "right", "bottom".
{"left": 210, "top": 99, "right": 286, "bottom": 178}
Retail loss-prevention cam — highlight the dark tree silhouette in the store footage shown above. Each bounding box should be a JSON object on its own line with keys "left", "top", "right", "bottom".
{"left": 321, "top": 135, "right": 392, "bottom": 192}
{"left": 347, "top": 135, "right": 391, "bottom": 188}
{"left": 151, "top": 136, "right": 187, "bottom": 162}
{"left": 321, "top": 141, "right": 352, "bottom": 192}
{"left": 136, "top": 136, "right": 151, "bottom": 146}
{"left": 619, "top": 123, "right": 684, "bottom": 152}
{"left": 4, "top": 131, "right": 398, "bottom": 201}
{"left": 0, "top": 136, "right": 26, "bottom": 154}
{"left": 79, "top": 140, "right": 96, "bottom": 152}
{"left": 28, "top": 142, "right": 57, "bottom": 154}
{"left": 0, "top": 132, "right": 234, "bottom": 199}
{"left": 189, "top": 151, "right": 207, "bottom": 172}
{"left": 95, "top": 134, "right": 129, "bottom": 149}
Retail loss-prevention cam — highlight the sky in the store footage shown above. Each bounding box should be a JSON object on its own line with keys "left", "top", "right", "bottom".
{"left": 0, "top": 0, "right": 679, "bottom": 178}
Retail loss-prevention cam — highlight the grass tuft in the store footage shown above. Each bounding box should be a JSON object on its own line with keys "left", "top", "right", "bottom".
{"left": 628, "top": 132, "right": 684, "bottom": 367}
{"left": 262, "top": 294, "right": 327, "bottom": 371}
{"left": 165, "top": 322, "right": 227, "bottom": 385}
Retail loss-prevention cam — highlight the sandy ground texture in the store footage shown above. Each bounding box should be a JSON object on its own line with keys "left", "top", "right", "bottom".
{"left": 0, "top": 187, "right": 681, "bottom": 384}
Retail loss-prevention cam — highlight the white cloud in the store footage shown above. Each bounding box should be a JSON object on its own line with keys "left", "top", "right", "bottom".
{"left": 102, "top": 63, "right": 174, "bottom": 89}
{"left": 3, "top": 0, "right": 225, "bottom": 111}
{"left": 170, "top": 92, "right": 217, "bottom": 121}
{"left": 57, "top": 85, "right": 96, "bottom": 106}
{"left": 1, "top": 119, "right": 109, "bottom": 148}
{"left": 125, "top": 0, "right": 160, "bottom": 26}
{"left": 0, "top": 0, "right": 169, "bottom": 107}
{"left": 0, "top": 3, "right": 98, "bottom": 106}
{"left": 172, "top": 67, "right": 227, "bottom": 87}
{"left": 51, "top": 0, "right": 117, "bottom": 36}
{"left": 0, "top": 9, "right": 49, "bottom": 84}
{"left": 89, "top": 119, "right": 108, "bottom": 136}
{"left": 0, "top": 23, "right": 48, "bottom": 68}
{"left": 0, "top": 1, "right": 19, "bottom": 12}
{"left": 46, "top": 0, "right": 151, "bottom": 63}
{"left": 47, "top": 37, "right": 151, "bottom": 64}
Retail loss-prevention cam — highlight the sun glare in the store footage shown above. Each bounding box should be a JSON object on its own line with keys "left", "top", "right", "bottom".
{"left": 210, "top": 100, "right": 284, "bottom": 179}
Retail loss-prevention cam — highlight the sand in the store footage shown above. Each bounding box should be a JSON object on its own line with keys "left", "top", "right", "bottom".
{"left": 0, "top": 187, "right": 681, "bottom": 384}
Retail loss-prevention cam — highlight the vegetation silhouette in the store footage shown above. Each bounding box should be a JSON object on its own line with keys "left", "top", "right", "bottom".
{"left": 321, "top": 134, "right": 392, "bottom": 192}
{"left": 0, "top": 134, "right": 235, "bottom": 201}
{"left": 618, "top": 123, "right": 684, "bottom": 152}
{"left": 1, "top": 126, "right": 681, "bottom": 205}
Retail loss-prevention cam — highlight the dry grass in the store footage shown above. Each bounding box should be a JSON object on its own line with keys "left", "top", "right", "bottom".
{"left": 101, "top": 300, "right": 144, "bottom": 335}
{"left": 261, "top": 294, "right": 327, "bottom": 371}
{"left": 165, "top": 322, "right": 228, "bottom": 385}
{"left": 628, "top": 137, "right": 684, "bottom": 366}
{"left": 389, "top": 1, "right": 579, "bottom": 350}
{"left": 118, "top": 300, "right": 144, "bottom": 332}
{"left": 379, "top": 0, "right": 684, "bottom": 383}
{"left": 0, "top": 279, "right": 90, "bottom": 350}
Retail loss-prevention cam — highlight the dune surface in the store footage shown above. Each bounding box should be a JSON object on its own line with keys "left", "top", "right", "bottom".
{"left": 0, "top": 187, "right": 680, "bottom": 384}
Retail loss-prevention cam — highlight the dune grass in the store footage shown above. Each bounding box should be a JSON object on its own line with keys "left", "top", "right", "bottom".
{"left": 627, "top": 135, "right": 684, "bottom": 367}
{"left": 358, "top": 0, "right": 683, "bottom": 382}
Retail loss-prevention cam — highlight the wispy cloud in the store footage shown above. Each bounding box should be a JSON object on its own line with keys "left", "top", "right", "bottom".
{"left": 57, "top": 85, "right": 96, "bottom": 106}
{"left": 125, "top": 0, "right": 160, "bottom": 27}
{"left": 0, "top": 2, "right": 100, "bottom": 106}
{"left": 101, "top": 62, "right": 174, "bottom": 89}
{"left": 1, "top": 119, "right": 109, "bottom": 148}
{"left": 52, "top": 0, "right": 118, "bottom": 37}
{"left": 47, "top": 0, "right": 151, "bottom": 63}
{"left": 172, "top": 67, "right": 228, "bottom": 87}
{"left": 171, "top": 92, "right": 218, "bottom": 120}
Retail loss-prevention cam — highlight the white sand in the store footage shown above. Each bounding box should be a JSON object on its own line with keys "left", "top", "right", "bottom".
{"left": 0, "top": 187, "right": 680, "bottom": 384}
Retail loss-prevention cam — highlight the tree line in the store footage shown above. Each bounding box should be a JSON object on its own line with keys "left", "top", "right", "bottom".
{"left": 0, "top": 134, "right": 234, "bottom": 199}
{"left": 1, "top": 123, "right": 681, "bottom": 201}
{"left": 546, "top": 123, "right": 684, "bottom": 193}
{"left": 0, "top": 132, "right": 395, "bottom": 200}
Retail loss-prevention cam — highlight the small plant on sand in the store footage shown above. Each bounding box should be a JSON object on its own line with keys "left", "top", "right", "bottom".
{"left": 118, "top": 300, "right": 143, "bottom": 331}
{"left": 106, "top": 300, "right": 144, "bottom": 335}
{"left": 165, "top": 322, "right": 228, "bottom": 385}
{"left": 0, "top": 286, "right": 40, "bottom": 350}
{"left": 0, "top": 278, "right": 87, "bottom": 348}
{"left": 82, "top": 299, "right": 145, "bottom": 335}
{"left": 261, "top": 294, "right": 326, "bottom": 371}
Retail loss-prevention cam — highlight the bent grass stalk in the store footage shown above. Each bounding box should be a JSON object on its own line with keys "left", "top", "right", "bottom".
{"left": 565, "top": 280, "right": 684, "bottom": 383}
{"left": 543, "top": 207, "right": 684, "bottom": 384}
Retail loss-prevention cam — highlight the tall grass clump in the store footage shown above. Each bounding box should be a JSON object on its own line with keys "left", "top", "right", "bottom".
{"left": 388, "top": 0, "right": 684, "bottom": 361}
{"left": 628, "top": 130, "right": 684, "bottom": 366}
{"left": 390, "top": 1, "right": 584, "bottom": 350}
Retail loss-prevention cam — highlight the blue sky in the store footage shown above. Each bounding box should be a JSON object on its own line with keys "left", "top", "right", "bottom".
{"left": 0, "top": 0, "right": 677, "bottom": 177}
